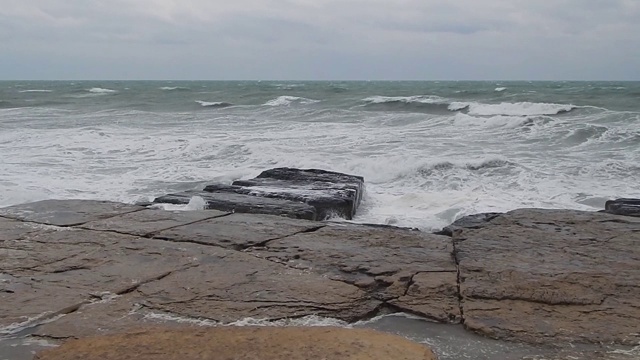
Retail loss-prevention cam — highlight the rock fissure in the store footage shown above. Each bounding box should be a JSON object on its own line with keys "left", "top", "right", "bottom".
{"left": 2, "top": 207, "right": 147, "bottom": 228}
{"left": 115, "top": 265, "right": 200, "bottom": 296}
{"left": 451, "top": 238, "right": 465, "bottom": 325}
{"left": 240, "top": 225, "right": 326, "bottom": 251}
{"left": 140, "top": 212, "right": 234, "bottom": 238}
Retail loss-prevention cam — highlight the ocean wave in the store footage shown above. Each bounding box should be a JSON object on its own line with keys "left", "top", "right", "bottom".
{"left": 88, "top": 87, "right": 117, "bottom": 94}
{"left": 361, "top": 95, "right": 451, "bottom": 113}
{"left": 494, "top": 87, "right": 507, "bottom": 92}
{"left": 564, "top": 125, "right": 609, "bottom": 145}
{"left": 19, "top": 90, "right": 52, "bottom": 93}
{"left": 263, "top": 96, "right": 320, "bottom": 106}
{"left": 160, "top": 86, "right": 190, "bottom": 91}
{"left": 449, "top": 101, "right": 576, "bottom": 116}
{"left": 452, "top": 113, "right": 536, "bottom": 128}
{"left": 195, "top": 100, "right": 233, "bottom": 108}
{"left": 271, "top": 83, "right": 305, "bottom": 90}
{"left": 415, "top": 158, "right": 515, "bottom": 177}
{"left": 0, "top": 100, "right": 14, "bottom": 109}
{"left": 363, "top": 95, "right": 447, "bottom": 104}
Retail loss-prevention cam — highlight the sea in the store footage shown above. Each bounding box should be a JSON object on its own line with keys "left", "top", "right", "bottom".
{"left": 1, "top": 80, "right": 639, "bottom": 231}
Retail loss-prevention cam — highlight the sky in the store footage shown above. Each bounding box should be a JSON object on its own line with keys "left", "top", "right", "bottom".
{"left": 1, "top": 0, "right": 639, "bottom": 80}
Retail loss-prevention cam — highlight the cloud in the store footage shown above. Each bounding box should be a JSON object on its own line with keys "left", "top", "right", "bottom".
{"left": 0, "top": 0, "right": 638, "bottom": 79}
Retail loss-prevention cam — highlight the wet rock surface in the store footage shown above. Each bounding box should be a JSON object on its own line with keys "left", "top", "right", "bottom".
{"left": 0, "top": 199, "right": 639, "bottom": 360}
{"left": 605, "top": 198, "right": 640, "bottom": 217}
{"left": 153, "top": 191, "right": 318, "bottom": 220}
{"left": 153, "top": 167, "right": 364, "bottom": 221}
{"left": 33, "top": 327, "right": 438, "bottom": 360}
{"left": 246, "top": 223, "right": 460, "bottom": 322}
{"left": 434, "top": 212, "right": 502, "bottom": 236}
{"left": 454, "top": 209, "right": 640, "bottom": 345}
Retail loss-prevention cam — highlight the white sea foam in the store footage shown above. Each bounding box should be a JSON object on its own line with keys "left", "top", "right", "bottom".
{"left": 160, "top": 86, "right": 189, "bottom": 91}
{"left": 449, "top": 101, "right": 575, "bottom": 116}
{"left": 0, "top": 312, "right": 65, "bottom": 337}
{"left": 195, "top": 100, "right": 230, "bottom": 107}
{"left": 151, "top": 196, "right": 206, "bottom": 211}
{"left": 19, "top": 90, "right": 52, "bottom": 93}
{"left": 0, "top": 84, "right": 637, "bottom": 231}
{"left": 494, "top": 87, "right": 507, "bottom": 92}
{"left": 452, "top": 113, "right": 532, "bottom": 128}
{"left": 226, "top": 315, "right": 348, "bottom": 327}
{"left": 264, "top": 96, "right": 320, "bottom": 106}
{"left": 363, "top": 95, "right": 447, "bottom": 104}
{"left": 88, "top": 87, "right": 117, "bottom": 94}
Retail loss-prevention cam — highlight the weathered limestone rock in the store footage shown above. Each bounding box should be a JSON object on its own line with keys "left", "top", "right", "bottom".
{"left": 152, "top": 212, "right": 324, "bottom": 250}
{"left": 605, "top": 198, "right": 640, "bottom": 217}
{"left": 0, "top": 200, "right": 379, "bottom": 340}
{"left": 136, "top": 249, "right": 378, "bottom": 323}
{"left": 0, "top": 199, "right": 145, "bottom": 226}
{"left": 79, "top": 208, "right": 230, "bottom": 237}
{"left": 0, "top": 224, "right": 199, "bottom": 329}
{"left": 3, "top": 199, "right": 640, "bottom": 355}
{"left": 34, "top": 327, "right": 438, "bottom": 360}
{"left": 154, "top": 167, "right": 364, "bottom": 221}
{"left": 454, "top": 209, "right": 640, "bottom": 345}
{"left": 247, "top": 223, "right": 460, "bottom": 322}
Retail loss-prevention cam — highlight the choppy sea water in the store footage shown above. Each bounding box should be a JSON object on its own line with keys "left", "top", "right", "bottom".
{"left": 1, "top": 81, "right": 639, "bottom": 230}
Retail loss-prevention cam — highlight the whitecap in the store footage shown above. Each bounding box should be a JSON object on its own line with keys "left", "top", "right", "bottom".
{"left": 263, "top": 96, "right": 320, "bottom": 106}
{"left": 18, "top": 90, "right": 52, "bottom": 93}
{"left": 88, "top": 87, "right": 117, "bottom": 94}
{"left": 494, "top": 87, "right": 507, "bottom": 92}
{"left": 362, "top": 95, "right": 447, "bottom": 104}
{"left": 452, "top": 113, "right": 532, "bottom": 128}
{"left": 195, "top": 100, "right": 233, "bottom": 108}
{"left": 449, "top": 101, "right": 575, "bottom": 116}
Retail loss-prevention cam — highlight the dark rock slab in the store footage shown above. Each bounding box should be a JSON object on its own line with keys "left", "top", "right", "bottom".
{"left": 254, "top": 167, "right": 364, "bottom": 219}
{"left": 246, "top": 223, "right": 460, "bottom": 322}
{"left": 454, "top": 209, "right": 640, "bottom": 345}
{"left": 0, "top": 200, "right": 145, "bottom": 226}
{"left": 152, "top": 213, "right": 323, "bottom": 250}
{"left": 154, "top": 168, "right": 364, "bottom": 221}
{"left": 153, "top": 191, "right": 317, "bottom": 220}
{"left": 205, "top": 180, "right": 356, "bottom": 220}
{"left": 605, "top": 198, "right": 640, "bottom": 217}
{"left": 79, "top": 208, "right": 229, "bottom": 237}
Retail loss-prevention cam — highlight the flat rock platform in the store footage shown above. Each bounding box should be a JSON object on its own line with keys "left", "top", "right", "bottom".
{"left": 1, "top": 199, "right": 639, "bottom": 359}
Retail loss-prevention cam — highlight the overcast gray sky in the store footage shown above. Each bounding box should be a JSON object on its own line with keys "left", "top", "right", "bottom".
{"left": 1, "top": 0, "right": 639, "bottom": 80}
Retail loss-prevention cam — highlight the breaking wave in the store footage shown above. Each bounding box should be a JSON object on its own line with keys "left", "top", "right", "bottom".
{"left": 88, "top": 87, "right": 117, "bottom": 94}
{"left": 450, "top": 101, "right": 576, "bottom": 116}
{"left": 361, "top": 95, "right": 451, "bottom": 113}
{"left": 414, "top": 158, "right": 515, "bottom": 177}
{"left": 195, "top": 100, "right": 234, "bottom": 108}
{"left": 495, "top": 87, "right": 507, "bottom": 92}
{"left": 160, "top": 86, "right": 190, "bottom": 91}
{"left": 19, "top": 89, "right": 52, "bottom": 93}
{"left": 452, "top": 113, "right": 539, "bottom": 129}
{"left": 264, "top": 96, "right": 320, "bottom": 106}
{"left": 361, "top": 96, "right": 576, "bottom": 117}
